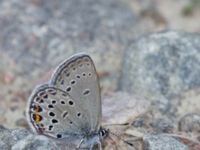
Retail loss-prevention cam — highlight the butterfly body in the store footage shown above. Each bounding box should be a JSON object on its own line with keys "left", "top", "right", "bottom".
{"left": 26, "top": 53, "right": 107, "bottom": 149}
{"left": 77, "top": 127, "right": 108, "bottom": 149}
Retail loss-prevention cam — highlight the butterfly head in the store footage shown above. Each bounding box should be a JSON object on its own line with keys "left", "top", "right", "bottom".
{"left": 99, "top": 127, "right": 109, "bottom": 140}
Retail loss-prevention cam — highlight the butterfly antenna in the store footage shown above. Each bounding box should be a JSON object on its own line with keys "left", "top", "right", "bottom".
{"left": 107, "top": 135, "right": 118, "bottom": 150}
{"left": 104, "top": 123, "right": 141, "bottom": 147}
{"left": 103, "top": 122, "right": 129, "bottom": 127}
{"left": 109, "top": 130, "right": 137, "bottom": 148}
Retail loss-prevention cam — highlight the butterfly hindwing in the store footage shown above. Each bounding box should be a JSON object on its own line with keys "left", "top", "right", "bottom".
{"left": 26, "top": 84, "right": 91, "bottom": 140}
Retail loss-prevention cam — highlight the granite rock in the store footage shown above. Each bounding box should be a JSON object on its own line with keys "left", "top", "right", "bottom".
{"left": 120, "top": 31, "right": 200, "bottom": 97}
{"left": 178, "top": 113, "right": 200, "bottom": 133}
{"left": 143, "top": 134, "right": 190, "bottom": 150}
{"left": 119, "top": 31, "right": 200, "bottom": 116}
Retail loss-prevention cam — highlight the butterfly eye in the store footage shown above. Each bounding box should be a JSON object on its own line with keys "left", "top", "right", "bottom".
{"left": 100, "top": 129, "right": 107, "bottom": 137}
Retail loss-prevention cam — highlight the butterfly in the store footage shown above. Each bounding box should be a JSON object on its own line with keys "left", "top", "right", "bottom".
{"left": 26, "top": 53, "right": 109, "bottom": 150}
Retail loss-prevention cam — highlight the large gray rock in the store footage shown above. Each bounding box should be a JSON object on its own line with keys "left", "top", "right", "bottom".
{"left": 119, "top": 31, "right": 200, "bottom": 115}
{"left": 0, "top": 126, "right": 30, "bottom": 149}
{"left": 143, "top": 134, "right": 189, "bottom": 150}
{"left": 120, "top": 31, "right": 200, "bottom": 97}
{"left": 12, "top": 135, "right": 59, "bottom": 150}
{"left": 178, "top": 113, "right": 200, "bottom": 133}
{"left": 0, "top": 125, "right": 65, "bottom": 150}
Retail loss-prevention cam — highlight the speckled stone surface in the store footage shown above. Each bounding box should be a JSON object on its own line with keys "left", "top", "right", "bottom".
{"left": 143, "top": 134, "right": 189, "bottom": 150}
{"left": 120, "top": 30, "right": 200, "bottom": 117}
{"left": 120, "top": 31, "right": 200, "bottom": 97}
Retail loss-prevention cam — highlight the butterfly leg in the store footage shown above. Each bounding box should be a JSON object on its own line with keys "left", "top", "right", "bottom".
{"left": 107, "top": 135, "right": 118, "bottom": 150}
{"left": 89, "top": 141, "right": 102, "bottom": 150}
{"left": 76, "top": 138, "right": 84, "bottom": 149}
{"left": 98, "top": 141, "right": 102, "bottom": 150}
{"left": 89, "top": 144, "right": 95, "bottom": 150}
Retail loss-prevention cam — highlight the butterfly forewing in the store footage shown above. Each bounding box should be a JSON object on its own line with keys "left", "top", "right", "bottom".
{"left": 27, "top": 84, "right": 91, "bottom": 140}
{"left": 50, "top": 53, "right": 101, "bottom": 132}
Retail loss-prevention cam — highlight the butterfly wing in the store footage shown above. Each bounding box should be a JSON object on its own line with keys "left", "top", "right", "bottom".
{"left": 49, "top": 53, "right": 101, "bottom": 132}
{"left": 26, "top": 84, "right": 92, "bottom": 141}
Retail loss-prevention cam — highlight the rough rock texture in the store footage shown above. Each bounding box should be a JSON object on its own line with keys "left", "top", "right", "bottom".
{"left": 0, "top": 125, "right": 61, "bottom": 150}
{"left": 119, "top": 31, "right": 200, "bottom": 116}
{"left": 178, "top": 113, "right": 200, "bottom": 133}
{"left": 0, "top": 126, "right": 30, "bottom": 149}
{"left": 12, "top": 135, "right": 58, "bottom": 150}
{"left": 120, "top": 31, "right": 200, "bottom": 97}
{"left": 143, "top": 134, "right": 189, "bottom": 150}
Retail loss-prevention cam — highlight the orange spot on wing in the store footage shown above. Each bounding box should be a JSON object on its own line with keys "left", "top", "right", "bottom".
{"left": 32, "top": 114, "right": 42, "bottom": 123}
{"left": 35, "top": 114, "right": 41, "bottom": 123}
